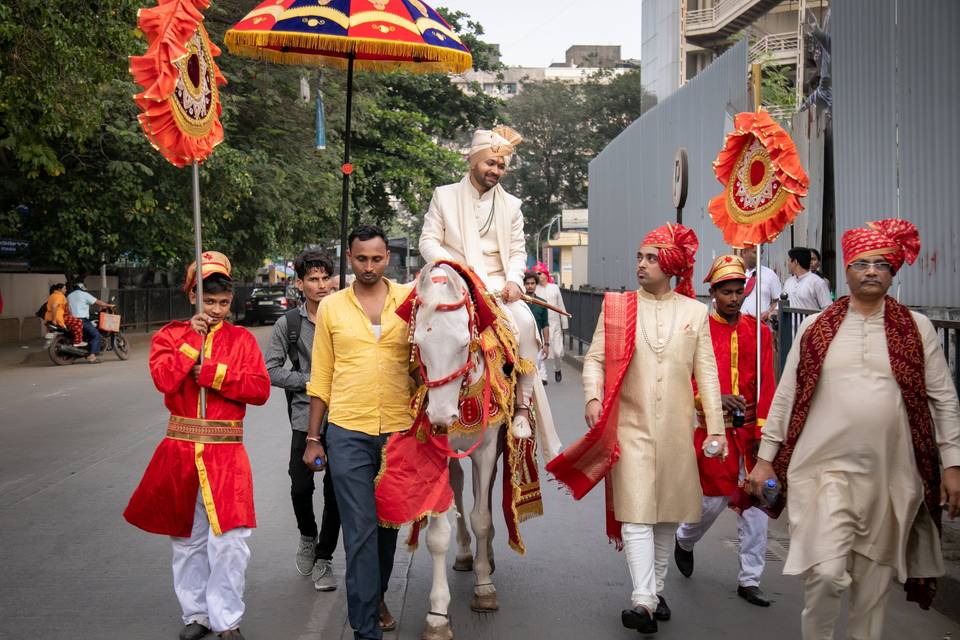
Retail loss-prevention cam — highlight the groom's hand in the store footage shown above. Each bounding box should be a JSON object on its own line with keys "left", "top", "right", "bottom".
{"left": 502, "top": 281, "right": 523, "bottom": 303}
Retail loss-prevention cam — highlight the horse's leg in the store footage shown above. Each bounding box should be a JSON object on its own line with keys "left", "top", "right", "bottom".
{"left": 422, "top": 513, "right": 454, "bottom": 640}
{"left": 468, "top": 429, "right": 501, "bottom": 612}
{"left": 448, "top": 458, "right": 473, "bottom": 572}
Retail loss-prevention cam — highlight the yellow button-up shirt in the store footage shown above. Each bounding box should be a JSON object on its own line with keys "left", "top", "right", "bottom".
{"left": 307, "top": 279, "right": 415, "bottom": 435}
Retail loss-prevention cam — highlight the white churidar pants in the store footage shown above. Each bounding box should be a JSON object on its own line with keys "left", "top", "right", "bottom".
{"left": 801, "top": 552, "right": 894, "bottom": 640}
{"left": 170, "top": 491, "right": 251, "bottom": 633}
{"left": 675, "top": 495, "right": 768, "bottom": 587}
{"left": 503, "top": 298, "right": 537, "bottom": 408}
{"left": 622, "top": 522, "right": 675, "bottom": 611}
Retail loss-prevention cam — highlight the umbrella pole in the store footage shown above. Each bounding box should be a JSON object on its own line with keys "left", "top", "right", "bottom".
{"left": 338, "top": 53, "right": 355, "bottom": 290}
{"left": 755, "top": 242, "right": 763, "bottom": 417}
{"left": 192, "top": 160, "right": 206, "bottom": 418}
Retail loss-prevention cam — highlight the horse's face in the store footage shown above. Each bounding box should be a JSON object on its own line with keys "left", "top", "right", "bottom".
{"left": 414, "top": 265, "right": 472, "bottom": 428}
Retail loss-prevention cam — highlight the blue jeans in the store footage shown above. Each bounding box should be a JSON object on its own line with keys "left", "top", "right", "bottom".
{"left": 81, "top": 319, "right": 102, "bottom": 354}
{"left": 326, "top": 423, "right": 398, "bottom": 640}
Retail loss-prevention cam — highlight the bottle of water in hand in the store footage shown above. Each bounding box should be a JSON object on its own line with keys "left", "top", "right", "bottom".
{"left": 704, "top": 439, "right": 723, "bottom": 458}
{"left": 762, "top": 478, "right": 780, "bottom": 507}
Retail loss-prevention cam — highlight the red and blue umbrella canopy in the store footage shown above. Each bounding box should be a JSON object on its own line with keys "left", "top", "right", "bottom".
{"left": 225, "top": 0, "right": 472, "bottom": 73}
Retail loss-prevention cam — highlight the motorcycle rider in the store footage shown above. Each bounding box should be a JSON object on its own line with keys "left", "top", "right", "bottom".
{"left": 67, "top": 283, "right": 114, "bottom": 363}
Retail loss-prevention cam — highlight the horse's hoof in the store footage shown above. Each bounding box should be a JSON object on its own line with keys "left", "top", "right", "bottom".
{"left": 421, "top": 622, "right": 453, "bottom": 640}
{"left": 511, "top": 415, "right": 532, "bottom": 439}
{"left": 452, "top": 555, "right": 473, "bottom": 572}
{"left": 470, "top": 593, "right": 499, "bottom": 612}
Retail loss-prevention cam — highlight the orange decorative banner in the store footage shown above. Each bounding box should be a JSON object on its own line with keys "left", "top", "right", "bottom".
{"left": 130, "top": 0, "right": 226, "bottom": 167}
{"left": 707, "top": 110, "right": 809, "bottom": 248}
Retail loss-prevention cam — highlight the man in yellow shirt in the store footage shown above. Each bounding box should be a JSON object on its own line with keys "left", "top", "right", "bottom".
{"left": 304, "top": 224, "right": 413, "bottom": 640}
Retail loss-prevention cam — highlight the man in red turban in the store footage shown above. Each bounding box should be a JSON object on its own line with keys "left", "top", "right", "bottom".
{"left": 547, "top": 221, "right": 725, "bottom": 633}
{"left": 639, "top": 222, "right": 699, "bottom": 298}
{"left": 747, "top": 218, "right": 960, "bottom": 638}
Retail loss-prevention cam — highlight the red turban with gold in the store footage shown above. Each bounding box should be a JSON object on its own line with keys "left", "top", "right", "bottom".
{"left": 841, "top": 218, "right": 920, "bottom": 274}
{"left": 641, "top": 222, "right": 699, "bottom": 298}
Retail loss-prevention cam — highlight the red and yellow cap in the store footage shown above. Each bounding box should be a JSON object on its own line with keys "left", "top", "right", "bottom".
{"left": 704, "top": 254, "right": 747, "bottom": 286}
{"left": 183, "top": 251, "right": 232, "bottom": 293}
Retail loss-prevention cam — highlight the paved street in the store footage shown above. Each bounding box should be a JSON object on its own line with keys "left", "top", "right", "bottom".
{"left": 1, "top": 325, "right": 958, "bottom": 640}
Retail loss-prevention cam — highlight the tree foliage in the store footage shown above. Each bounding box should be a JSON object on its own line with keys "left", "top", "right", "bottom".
{"left": 503, "top": 69, "right": 656, "bottom": 253}
{"left": 0, "top": 0, "right": 502, "bottom": 278}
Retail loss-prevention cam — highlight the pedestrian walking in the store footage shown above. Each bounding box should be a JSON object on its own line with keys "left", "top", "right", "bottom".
{"left": 264, "top": 249, "right": 341, "bottom": 592}
{"left": 674, "top": 254, "right": 776, "bottom": 607}
{"left": 782, "top": 246, "right": 832, "bottom": 310}
{"left": 534, "top": 267, "right": 568, "bottom": 383}
{"left": 740, "top": 245, "right": 781, "bottom": 322}
{"left": 303, "top": 225, "right": 414, "bottom": 640}
{"left": 523, "top": 272, "right": 550, "bottom": 383}
{"left": 123, "top": 251, "right": 270, "bottom": 640}
{"left": 747, "top": 219, "right": 960, "bottom": 639}
{"left": 547, "top": 222, "right": 727, "bottom": 635}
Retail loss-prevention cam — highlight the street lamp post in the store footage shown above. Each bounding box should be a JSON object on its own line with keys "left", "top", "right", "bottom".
{"left": 535, "top": 213, "right": 561, "bottom": 268}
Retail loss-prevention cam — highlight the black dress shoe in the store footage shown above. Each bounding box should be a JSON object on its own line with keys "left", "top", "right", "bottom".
{"left": 654, "top": 595, "right": 671, "bottom": 621}
{"left": 621, "top": 607, "right": 658, "bottom": 634}
{"left": 179, "top": 622, "right": 211, "bottom": 640}
{"left": 737, "top": 585, "right": 771, "bottom": 607}
{"left": 674, "top": 537, "right": 694, "bottom": 578}
{"left": 555, "top": 370, "right": 562, "bottom": 383}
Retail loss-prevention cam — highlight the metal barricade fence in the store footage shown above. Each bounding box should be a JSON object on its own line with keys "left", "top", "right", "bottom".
{"left": 87, "top": 285, "right": 257, "bottom": 331}
{"left": 561, "top": 287, "right": 960, "bottom": 392}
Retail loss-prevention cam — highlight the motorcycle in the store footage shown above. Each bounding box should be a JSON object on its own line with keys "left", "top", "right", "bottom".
{"left": 45, "top": 308, "right": 130, "bottom": 366}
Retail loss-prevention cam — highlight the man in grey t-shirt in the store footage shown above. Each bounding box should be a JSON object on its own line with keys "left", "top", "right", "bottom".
{"left": 265, "top": 250, "right": 340, "bottom": 591}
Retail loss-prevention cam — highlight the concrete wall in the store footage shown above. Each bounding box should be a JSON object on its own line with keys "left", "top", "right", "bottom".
{"left": 587, "top": 40, "right": 749, "bottom": 291}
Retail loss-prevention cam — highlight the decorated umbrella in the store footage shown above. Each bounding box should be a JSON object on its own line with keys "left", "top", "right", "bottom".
{"left": 131, "top": 0, "right": 227, "bottom": 415}
{"left": 224, "top": 0, "right": 473, "bottom": 287}
{"left": 706, "top": 107, "right": 809, "bottom": 405}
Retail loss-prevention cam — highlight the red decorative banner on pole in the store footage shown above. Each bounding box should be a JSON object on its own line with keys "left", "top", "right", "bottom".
{"left": 707, "top": 110, "right": 809, "bottom": 248}
{"left": 130, "top": 0, "right": 226, "bottom": 168}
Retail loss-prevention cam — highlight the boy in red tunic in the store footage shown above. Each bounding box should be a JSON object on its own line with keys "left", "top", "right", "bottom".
{"left": 124, "top": 251, "right": 270, "bottom": 640}
{"left": 674, "top": 254, "right": 775, "bottom": 607}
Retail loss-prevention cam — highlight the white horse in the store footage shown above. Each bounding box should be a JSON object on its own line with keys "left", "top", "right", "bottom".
{"left": 412, "top": 263, "right": 560, "bottom": 640}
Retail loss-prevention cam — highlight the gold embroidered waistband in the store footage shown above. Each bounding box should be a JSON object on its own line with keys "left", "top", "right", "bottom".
{"left": 166, "top": 416, "right": 243, "bottom": 443}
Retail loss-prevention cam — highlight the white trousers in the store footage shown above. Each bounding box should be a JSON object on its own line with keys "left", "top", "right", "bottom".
{"left": 801, "top": 552, "right": 894, "bottom": 640}
{"left": 675, "top": 495, "right": 768, "bottom": 587}
{"left": 503, "top": 299, "right": 537, "bottom": 407}
{"left": 170, "top": 491, "right": 252, "bottom": 633}
{"left": 622, "top": 522, "right": 675, "bottom": 611}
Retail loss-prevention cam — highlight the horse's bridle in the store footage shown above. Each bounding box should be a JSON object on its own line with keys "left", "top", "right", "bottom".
{"left": 416, "top": 287, "right": 478, "bottom": 389}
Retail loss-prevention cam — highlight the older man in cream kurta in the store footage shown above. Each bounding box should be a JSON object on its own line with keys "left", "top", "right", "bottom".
{"left": 748, "top": 219, "right": 960, "bottom": 640}
{"left": 550, "top": 223, "right": 725, "bottom": 633}
{"left": 420, "top": 126, "right": 549, "bottom": 446}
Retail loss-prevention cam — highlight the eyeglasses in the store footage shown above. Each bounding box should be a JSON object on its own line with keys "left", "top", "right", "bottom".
{"left": 849, "top": 261, "right": 893, "bottom": 273}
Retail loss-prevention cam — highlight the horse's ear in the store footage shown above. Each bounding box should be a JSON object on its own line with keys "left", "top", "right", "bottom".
{"left": 436, "top": 263, "right": 465, "bottom": 299}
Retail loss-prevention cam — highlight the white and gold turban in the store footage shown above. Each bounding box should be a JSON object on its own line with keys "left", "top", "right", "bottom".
{"left": 468, "top": 125, "right": 522, "bottom": 167}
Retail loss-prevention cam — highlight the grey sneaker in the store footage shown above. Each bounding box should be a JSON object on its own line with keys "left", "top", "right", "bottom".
{"left": 296, "top": 535, "right": 316, "bottom": 576}
{"left": 312, "top": 558, "right": 337, "bottom": 591}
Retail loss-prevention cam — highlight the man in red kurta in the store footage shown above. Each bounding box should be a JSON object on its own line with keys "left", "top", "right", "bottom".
{"left": 124, "top": 252, "right": 270, "bottom": 640}
{"left": 675, "top": 254, "right": 775, "bottom": 607}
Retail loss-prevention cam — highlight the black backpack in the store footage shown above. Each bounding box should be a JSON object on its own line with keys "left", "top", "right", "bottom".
{"left": 283, "top": 307, "right": 303, "bottom": 420}
{"left": 35, "top": 302, "right": 47, "bottom": 319}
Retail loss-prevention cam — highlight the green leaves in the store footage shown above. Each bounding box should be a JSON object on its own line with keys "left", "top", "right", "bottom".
{"left": 1, "top": 0, "right": 503, "bottom": 277}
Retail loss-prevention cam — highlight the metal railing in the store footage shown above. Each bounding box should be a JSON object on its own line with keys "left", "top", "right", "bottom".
{"left": 762, "top": 104, "right": 795, "bottom": 121}
{"left": 561, "top": 287, "right": 960, "bottom": 391}
{"left": 749, "top": 32, "right": 800, "bottom": 62}
{"left": 86, "top": 285, "right": 257, "bottom": 331}
{"left": 686, "top": 0, "right": 762, "bottom": 30}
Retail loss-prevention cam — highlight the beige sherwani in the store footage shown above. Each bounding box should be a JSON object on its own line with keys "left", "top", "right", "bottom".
{"left": 582, "top": 289, "right": 726, "bottom": 524}
{"left": 758, "top": 305, "right": 960, "bottom": 639}
{"left": 419, "top": 176, "right": 526, "bottom": 289}
{"left": 759, "top": 306, "right": 960, "bottom": 579}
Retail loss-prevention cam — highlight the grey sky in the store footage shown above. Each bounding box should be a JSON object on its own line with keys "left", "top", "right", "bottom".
{"left": 435, "top": 1, "right": 643, "bottom": 67}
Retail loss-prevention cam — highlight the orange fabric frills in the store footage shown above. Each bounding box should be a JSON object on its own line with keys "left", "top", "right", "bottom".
{"left": 707, "top": 110, "right": 809, "bottom": 248}
{"left": 130, "top": 0, "right": 226, "bottom": 168}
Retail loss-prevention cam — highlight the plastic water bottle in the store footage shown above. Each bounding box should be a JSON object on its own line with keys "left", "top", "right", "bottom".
{"left": 704, "top": 439, "right": 722, "bottom": 457}
{"left": 762, "top": 478, "right": 780, "bottom": 507}
{"left": 315, "top": 457, "right": 325, "bottom": 469}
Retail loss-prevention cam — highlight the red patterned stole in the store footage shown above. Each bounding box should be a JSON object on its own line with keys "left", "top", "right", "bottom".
{"left": 772, "top": 295, "right": 942, "bottom": 608}
{"left": 743, "top": 273, "right": 757, "bottom": 299}
{"left": 546, "top": 291, "right": 637, "bottom": 548}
